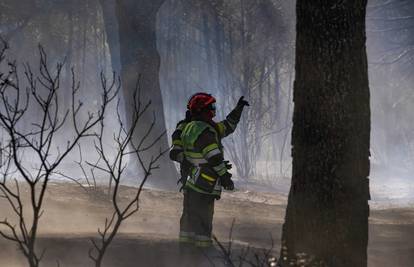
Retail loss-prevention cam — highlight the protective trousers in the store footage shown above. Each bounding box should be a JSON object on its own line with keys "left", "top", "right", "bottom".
{"left": 179, "top": 189, "right": 215, "bottom": 247}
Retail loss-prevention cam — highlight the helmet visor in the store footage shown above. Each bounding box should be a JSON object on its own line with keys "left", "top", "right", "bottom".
{"left": 209, "top": 102, "right": 216, "bottom": 110}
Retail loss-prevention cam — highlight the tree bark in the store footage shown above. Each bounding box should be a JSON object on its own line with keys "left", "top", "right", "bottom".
{"left": 280, "top": 1, "right": 371, "bottom": 267}
{"left": 107, "top": 0, "right": 177, "bottom": 189}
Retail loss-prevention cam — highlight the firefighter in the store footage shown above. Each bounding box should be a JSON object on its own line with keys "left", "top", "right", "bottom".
{"left": 169, "top": 92, "right": 249, "bottom": 249}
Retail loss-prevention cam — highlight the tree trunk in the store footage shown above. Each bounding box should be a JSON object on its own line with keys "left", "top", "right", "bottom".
{"left": 110, "top": 0, "right": 177, "bottom": 189}
{"left": 279, "top": 1, "right": 371, "bottom": 267}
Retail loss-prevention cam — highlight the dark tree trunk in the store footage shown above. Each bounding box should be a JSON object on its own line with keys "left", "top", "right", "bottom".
{"left": 107, "top": 0, "right": 177, "bottom": 189}
{"left": 280, "top": 1, "right": 371, "bottom": 267}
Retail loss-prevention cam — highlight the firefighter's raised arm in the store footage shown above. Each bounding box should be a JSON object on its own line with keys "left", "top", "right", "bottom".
{"left": 217, "top": 96, "right": 250, "bottom": 138}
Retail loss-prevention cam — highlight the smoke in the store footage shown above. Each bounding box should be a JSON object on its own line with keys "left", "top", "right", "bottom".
{"left": 0, "top": 0, "right": 413, "bottom": 203}
{"left": 366, "top": 0, "right": 414, "bottom": 204}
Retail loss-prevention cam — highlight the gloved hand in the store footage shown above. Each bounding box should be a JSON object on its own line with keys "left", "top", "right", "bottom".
{"left": 221, "top": 172, "right": 234, "bottom": 191}
{"left": 224, "top": 160, "right": 232, "bottom": 170}
{"left": 237, "top": 96, "right": 250, "bottom": 108}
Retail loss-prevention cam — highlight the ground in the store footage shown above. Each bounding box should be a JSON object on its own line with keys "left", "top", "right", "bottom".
{"left": 0, "top": 181, "right": 413, "bottom": 267}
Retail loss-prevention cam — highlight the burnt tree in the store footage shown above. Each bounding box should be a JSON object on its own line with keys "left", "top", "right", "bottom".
{"left": 101, "top": 0, "right": 177, "bottom": 188}
{"left": 280, "top": 1, "right": 371, "bottom": 267}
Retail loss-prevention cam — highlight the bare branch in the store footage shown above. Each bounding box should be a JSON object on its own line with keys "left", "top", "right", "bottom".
{"left": 0, "top": 42, "right": 117, "bottom": 267}
{"left": 81, "top": 74, "right": 168, "bottom": 267}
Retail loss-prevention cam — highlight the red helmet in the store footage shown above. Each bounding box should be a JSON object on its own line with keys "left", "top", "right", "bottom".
{"left": 187, "top": 92, "right": 216, "bottom": 114}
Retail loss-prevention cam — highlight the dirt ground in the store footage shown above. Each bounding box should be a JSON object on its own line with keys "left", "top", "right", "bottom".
{"left": 0, "top": 182, "right": 413, "bottom": 267}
